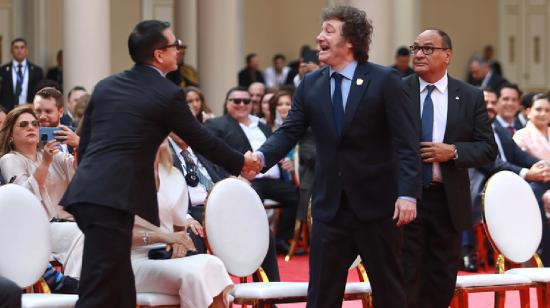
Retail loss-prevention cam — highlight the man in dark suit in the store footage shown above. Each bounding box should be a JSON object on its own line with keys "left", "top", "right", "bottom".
{"left": 250, "top": 6, "right": 422, "bottom": 308}
{"left": 238, "top": 53, "right": 265, "bottom": 87}
{"left": 468, "top": 56, "right": 507, "bottom": 91}
{"left": 205, "top": 86, "right": 299, "bottom": 281}
{"left": 402, "top": 29, "right": 497, "bottom": 308}
{"left": 492, "top": 83, "right": 524, "bottom": 135}
{"left": 60, "top": 20, "right": 258, "bottom": 308}
{"left": 464, "top": 88, "right": 548, "bottom": 271}
{"left": 0, "top": 38, "right": 44, "bottom": 111}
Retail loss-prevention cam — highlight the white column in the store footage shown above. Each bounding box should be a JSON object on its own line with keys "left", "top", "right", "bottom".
{"left": 348, "top": 0, "right": 393, "bottom": 65}
{"left": 174, "top": 0, "right": 198, "bottom": 68}
{"left": 63, "top": 0, "right": 110, "bottom": 94}
{"left": 31, "top": 0, "right": 48, "bottom": 69}
{"left": 392, "top": 0, "right": 421, "bottom": 50}
{"left": 198, "top": 0, "right": 243, "bottom": 115}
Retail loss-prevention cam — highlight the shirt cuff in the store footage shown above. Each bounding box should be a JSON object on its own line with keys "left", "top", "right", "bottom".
{"left": 255, "top": 151, "right": 266, "bottom": 167}
{"left": 519, "top": 168, "right": 528, "bottom": 179}
{"left": 399, "top": 196, "right": 417, "bottom": 204}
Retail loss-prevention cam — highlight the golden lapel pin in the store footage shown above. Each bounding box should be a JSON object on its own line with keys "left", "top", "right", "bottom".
{"left": 356, "top": 78, "right": 364, "bottom": 86}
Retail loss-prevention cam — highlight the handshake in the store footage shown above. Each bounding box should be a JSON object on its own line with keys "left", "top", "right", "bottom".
{"left": 241, "top": 151, "right": 263, "bottom": 180}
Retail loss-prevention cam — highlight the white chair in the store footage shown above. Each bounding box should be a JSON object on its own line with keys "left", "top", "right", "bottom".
{"left": 0, "top": 184, "right": 78, "bottom": 307}
{"left": 451, "top": 171, "right": 540, "bottom": 308}
{"left": 204, "top": 178, "right": 371, "bottom": 307}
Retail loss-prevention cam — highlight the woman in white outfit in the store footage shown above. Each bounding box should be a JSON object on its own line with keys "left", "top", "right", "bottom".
{"left": 131, "top": 140, "right": 233, "bottom": 308}
{"left": 0, "top": 105, "right": 83, "bottom": 279}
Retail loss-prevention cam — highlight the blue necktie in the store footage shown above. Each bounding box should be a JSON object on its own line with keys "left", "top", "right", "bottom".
{"left": 332, "top": 73, "right": 345, "bottom": 135}
{"left": 15, "top": 64, "right": 23, "bottom": 98}
{"left": 422, "top": 85, "right": 436, "bottom": 186}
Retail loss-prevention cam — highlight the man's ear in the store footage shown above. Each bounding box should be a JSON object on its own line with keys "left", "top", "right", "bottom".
{"left": 58, "top": 107, "right": 64, "bottom": 116}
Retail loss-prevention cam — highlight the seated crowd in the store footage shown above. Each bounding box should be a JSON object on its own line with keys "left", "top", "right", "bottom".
{"left": 2, "top": 34, "right": 550, "bottom": 308}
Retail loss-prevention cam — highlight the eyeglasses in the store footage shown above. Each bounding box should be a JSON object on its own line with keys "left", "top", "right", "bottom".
{"left": 229, "top": 98, "right": 252, "bottom": 105}
{"left": 158, "top": 39, "right": 185, "bottom": 51}
{"left": 17, "top": 120, "right": 40, "bottom": 128}
{"left": 409, "top": 45, "right": 450, "bottom": 55}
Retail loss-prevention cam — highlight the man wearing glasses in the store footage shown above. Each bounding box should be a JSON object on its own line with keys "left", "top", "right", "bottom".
{"left": 205, "top": 86, "right": 299, "bottom": 282}
{"left": 60, "top": 21, "right": 260, "bottom": 308}
{"left": 402, "top": 29, "right": 496, "bottom": 308}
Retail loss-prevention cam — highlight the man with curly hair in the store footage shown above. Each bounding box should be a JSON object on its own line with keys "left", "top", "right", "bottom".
{"left": 254, "top": 5, "right": 421, "bottom": 307}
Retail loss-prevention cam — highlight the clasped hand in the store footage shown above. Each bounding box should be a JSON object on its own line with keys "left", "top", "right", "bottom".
{"left": 241, "top": 151, "right": 262, "bottom": 180}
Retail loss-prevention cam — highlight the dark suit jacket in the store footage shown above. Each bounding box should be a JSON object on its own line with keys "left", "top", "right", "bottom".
{"left": 46, "top": 66, "right": 63, "bottom": 89}
{"left": 0, "top": 61, "right": 44, "bottom": 110}
{"left": 403, "top": 74, "right": 497, "bottom": 230}
{"left": 478, "top": 125, "right": 538, "bottom": 176}
{"left": 257, "top": 62, "right": 422, "bottom": 223}
{"left": 60, "top": 65, "right": 243, "bottom": 225}
{"left": 492, "top": 116, "right": 524, "bottom": 133}
{"left": 238, "top": 69, "right": 265, "bottom": 87}
{"left": 204, "top": 114, "right": 272, "bottom": 155}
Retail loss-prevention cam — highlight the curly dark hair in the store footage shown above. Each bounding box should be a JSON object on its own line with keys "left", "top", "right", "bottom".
{"left": 321, "top": 5, "right": 373, "bottom": 63}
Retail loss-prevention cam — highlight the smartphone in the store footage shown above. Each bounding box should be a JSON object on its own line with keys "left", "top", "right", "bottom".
{"left": 39, "top": 127, "right": 62, "bottom": 143}
{"left": 303, "top": 49, "right": 320, "bottom": 65}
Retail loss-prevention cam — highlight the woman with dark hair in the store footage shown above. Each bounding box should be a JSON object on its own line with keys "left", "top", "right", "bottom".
{"left": 184, "top": 87, "right": 215, "bottom": 123}
{"left": 0, "top": 106, "right": 83, "bottom": 280}
{"left": 267, "top": 90, "right": 292, "bottom": 131}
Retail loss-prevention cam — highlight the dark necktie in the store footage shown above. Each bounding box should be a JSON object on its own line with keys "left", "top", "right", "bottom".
{"left": 421, "top": 85, "right": 436, "bottom": 186}
{"left": 507, "top": 125, "right": 516, "bottom": 136}
{"left": 15, "top": 64, "right": 23, "bottom": 98}
{"left": 181, "top": 150, "right": 214, "bottom": 192}
{"left": 332, "top": 72, "right": 345, "bottom": 135}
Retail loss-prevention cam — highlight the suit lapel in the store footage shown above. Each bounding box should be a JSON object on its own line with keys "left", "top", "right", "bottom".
{"left": 317, "top": 68, "right": 336, "bottom": 134}
{"left": 4, "top": 65, "right": 13, "bottom": 95}
{"left": 342, "top": 62, "right": 371, "bottom": 134}
{"left": 444, "top": 75, "right": 460, "bottom": 143}
{"left": 226, "top": 115, "right": 254, "bottom": 152}
{"left": 409, "top": 75, "right": 422, "bottom": 137}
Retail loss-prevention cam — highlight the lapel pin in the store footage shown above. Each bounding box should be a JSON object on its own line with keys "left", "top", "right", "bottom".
{"left": 455, "top": 96, "right": 460, "bottom": 101}
{"left": 356, "top": 78, "right": 364, "bottom": 86}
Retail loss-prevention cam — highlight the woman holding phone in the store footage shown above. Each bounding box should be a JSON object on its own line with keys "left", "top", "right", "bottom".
{"left": 0, "top": 105, "right": 83, "bottom": 280}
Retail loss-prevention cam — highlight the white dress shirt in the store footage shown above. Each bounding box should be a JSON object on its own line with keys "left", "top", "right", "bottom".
{"left": 419, "top": 73, "right": 448, "bottom": 183}
{"left": 168, "top": 138, "right": 211, "bottom": 207}
{"left": 11, "top": 59, "right": 29, "bottom": 104}
{"left": 239, "top": 115, "right": 280, "bottom": 179}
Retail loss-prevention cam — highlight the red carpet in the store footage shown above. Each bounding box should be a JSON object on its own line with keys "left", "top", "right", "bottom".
{"left": 233, "top": 254, "right": 540, "bottom": 307}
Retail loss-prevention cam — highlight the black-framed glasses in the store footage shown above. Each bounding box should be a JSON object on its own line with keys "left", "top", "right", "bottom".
{"left": 229, "top": 98, "right": 252, "bottom": 105}
{"left": 158, "top": 39, "right": 185, "bottom": 50}
{"left": 17, "top": 120, "right": 39, "bottom": 128}
{"left": 409, "top": 45, "right": 449, "bottom": 55}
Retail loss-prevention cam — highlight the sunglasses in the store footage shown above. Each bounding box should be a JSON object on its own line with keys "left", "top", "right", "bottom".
{"left": 17, "top": 120, "right": 40, "bottom": 128}
{"left": 158, "top": 39, "right": 185, "bottom": 51}
{"left": 229, "top": 98, "right": 251, "bottom": 105}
